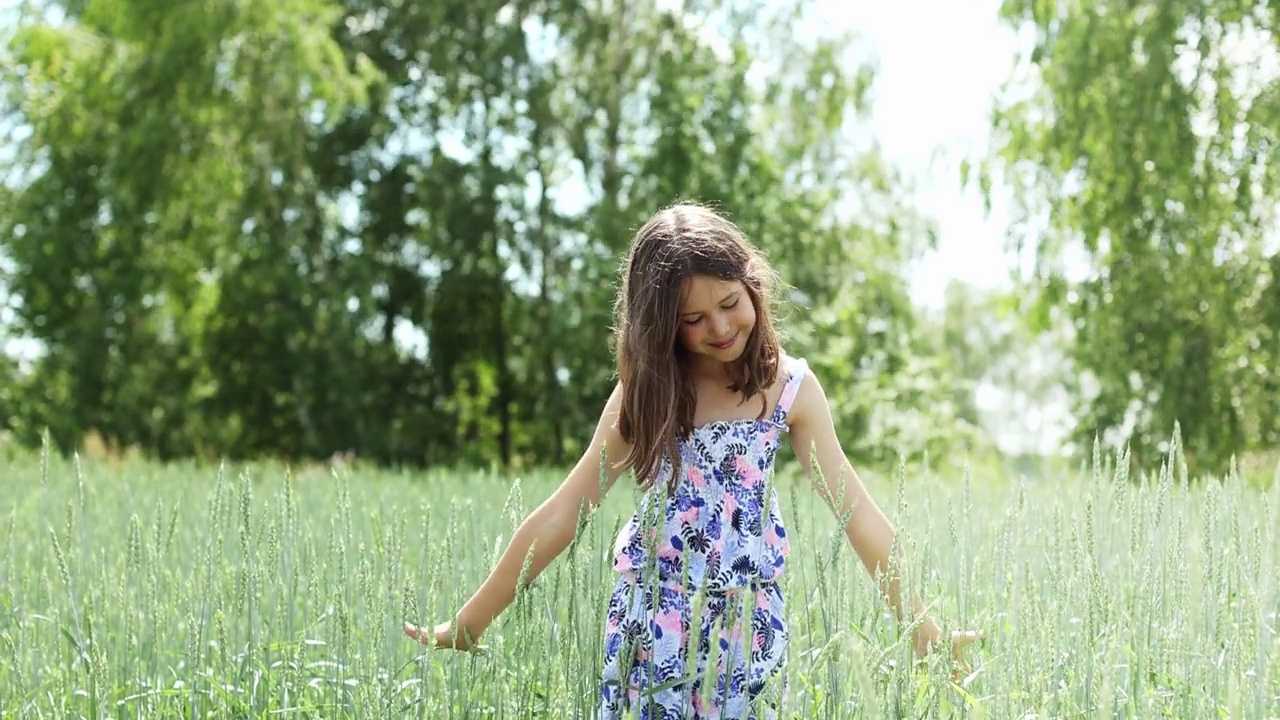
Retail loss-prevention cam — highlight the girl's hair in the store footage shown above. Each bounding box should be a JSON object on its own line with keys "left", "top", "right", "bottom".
{"left": 612, "top": 202, "right": 784, "bottom": 488}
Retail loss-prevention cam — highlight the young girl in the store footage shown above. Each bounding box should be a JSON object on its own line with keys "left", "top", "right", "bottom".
{"left": 405, "top": 203, "right": 979, "bottom": 718}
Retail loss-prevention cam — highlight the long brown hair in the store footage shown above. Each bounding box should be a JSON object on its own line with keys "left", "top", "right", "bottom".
{"left": 612, "top": 203, "right": 784, "bottom": 488}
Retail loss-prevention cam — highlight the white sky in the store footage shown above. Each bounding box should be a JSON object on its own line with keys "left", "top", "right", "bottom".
{"left": 804, "top": 0, "right": 1028, "bottom": 310}
{"left": 789, "top": 2, "right": 1083, "bottom": 456}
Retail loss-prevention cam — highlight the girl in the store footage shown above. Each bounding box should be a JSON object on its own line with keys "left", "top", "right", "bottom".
{"left": 405, "top": 203, "right": 979, "bottom": 718}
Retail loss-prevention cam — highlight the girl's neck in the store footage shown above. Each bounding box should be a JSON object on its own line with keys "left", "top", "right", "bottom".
{"left": 687, "top": 357, "right": 738, "bottom": 386}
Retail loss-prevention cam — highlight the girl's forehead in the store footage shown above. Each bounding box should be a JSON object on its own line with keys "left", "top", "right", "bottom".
{"left": 679, "top": 275, "right": 742, "bottom": 308}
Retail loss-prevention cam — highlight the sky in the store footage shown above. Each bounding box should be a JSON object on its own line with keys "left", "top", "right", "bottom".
{"left": 785, "top": 0, "right": 1075, "bottom": 455}
{"left": 803, "top": 0, "right": 1028, "bottom": 311}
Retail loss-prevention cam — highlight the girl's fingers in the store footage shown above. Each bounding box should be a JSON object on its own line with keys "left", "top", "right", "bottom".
{"left": 404, "top": 620, "right": 477, "bottom": 651}
{"left": 404, "top": 620, "right": 449, "bottom": 648}
{"left": 949, "top": 630, "right": 982, "bottom": 664}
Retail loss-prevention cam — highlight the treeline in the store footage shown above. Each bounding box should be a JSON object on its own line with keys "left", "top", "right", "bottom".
{"left": 0, "top": 0, "right": 983, "bottom": 471}
{"left": 1, "top": 0, "right": 1277, "bottom": 478}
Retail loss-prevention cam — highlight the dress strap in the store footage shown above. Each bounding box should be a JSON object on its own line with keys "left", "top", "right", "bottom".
{"left": 771, "top": 355, "right": 809, "bottom": 426}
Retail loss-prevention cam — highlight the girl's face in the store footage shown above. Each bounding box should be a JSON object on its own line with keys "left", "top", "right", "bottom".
{"left": 676, "top": 275, "right": 756, "bottom": 365}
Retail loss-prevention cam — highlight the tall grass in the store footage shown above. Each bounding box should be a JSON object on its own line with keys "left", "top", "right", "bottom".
{"left": 0, "top": 439, "right": 1276, "bottom": 718}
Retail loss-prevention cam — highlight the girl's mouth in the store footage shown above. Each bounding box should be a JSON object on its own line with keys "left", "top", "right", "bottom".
{"left": 710, "top": 335, "right": 737, "bottom": 350}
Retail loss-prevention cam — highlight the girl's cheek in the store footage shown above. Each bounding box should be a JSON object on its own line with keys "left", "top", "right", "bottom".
{"left": 679, "top": 324, "right": 700, "bottom": 347}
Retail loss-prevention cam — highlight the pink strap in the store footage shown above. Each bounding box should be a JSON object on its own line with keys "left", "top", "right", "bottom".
{"left": 773, "top": 356, "right": 808, "bottom": 424}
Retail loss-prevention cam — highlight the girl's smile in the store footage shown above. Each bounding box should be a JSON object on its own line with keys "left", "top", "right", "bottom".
{"left": 709, "top": 334, "right": 738, "bottom": 350}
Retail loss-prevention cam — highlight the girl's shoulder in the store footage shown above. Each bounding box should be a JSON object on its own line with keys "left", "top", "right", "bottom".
{"left": 776, "top": 350, "right": 811, "bottom": 384}
{"left": 769, "top": 351, "right": 812, "bottom": 420}
{"left": 774, "top": 350, "right": 828, "bottom": 424}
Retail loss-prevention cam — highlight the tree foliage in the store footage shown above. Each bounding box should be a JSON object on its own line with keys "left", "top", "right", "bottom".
{"left": 984, "top": 0, "right": 1280, "bottom": 472}
{"left": 0, "top": 0, "right": 979, "bottom": 470}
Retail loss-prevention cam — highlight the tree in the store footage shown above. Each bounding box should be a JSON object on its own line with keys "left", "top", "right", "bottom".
{"left": 983, "top": 0, "right": 1280, "bottom": 473}
{"left": 1, "top": 0, "right": 378, "bottom": 458}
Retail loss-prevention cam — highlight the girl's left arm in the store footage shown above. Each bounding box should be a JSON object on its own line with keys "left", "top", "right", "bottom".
{"left": 787, "top": 366, "right": 974, "bottom": 659}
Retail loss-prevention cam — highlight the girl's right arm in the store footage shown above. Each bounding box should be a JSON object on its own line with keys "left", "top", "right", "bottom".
{"left": 404, "top": 381, "right": 632, "bottom": 650}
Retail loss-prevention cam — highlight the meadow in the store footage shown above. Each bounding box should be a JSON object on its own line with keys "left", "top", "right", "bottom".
{"left": 0, "top": 440, "right": 1277, "bottom": 719}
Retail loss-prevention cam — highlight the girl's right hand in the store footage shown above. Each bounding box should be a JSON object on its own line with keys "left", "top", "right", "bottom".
{"left": 403, "top": 620, "right": 483, "bottom": 651}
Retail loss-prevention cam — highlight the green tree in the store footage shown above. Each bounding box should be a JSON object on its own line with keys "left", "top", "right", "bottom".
{"left": 1, "top": 0, "right": 377, "bottom": 459}
{"left": 983, "top": 0, "right": 1280, "bottom": 473}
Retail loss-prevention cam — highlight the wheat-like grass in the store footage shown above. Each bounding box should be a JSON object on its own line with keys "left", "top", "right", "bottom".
{"left": 0, "top": 440, "right": 1276, "bottom": 718}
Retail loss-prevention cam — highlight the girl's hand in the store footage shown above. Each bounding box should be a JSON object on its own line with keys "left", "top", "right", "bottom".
{"left": 914, "top": 620, "right": 982, "bottom": 681}
{"left": 403, "top": 619, "right": 483, "bottom": 652}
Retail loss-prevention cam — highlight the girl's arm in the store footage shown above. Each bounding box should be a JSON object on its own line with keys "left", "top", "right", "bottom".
{"left": 787, "top": 367, "right": 975, "bottom": 659}
{"left": 405, "top": 382, "right": 633, "bottom": 650}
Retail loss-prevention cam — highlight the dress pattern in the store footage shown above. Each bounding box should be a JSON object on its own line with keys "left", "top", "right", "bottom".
{"left": 599, "top": 355, "right": 809, "bottom": 719}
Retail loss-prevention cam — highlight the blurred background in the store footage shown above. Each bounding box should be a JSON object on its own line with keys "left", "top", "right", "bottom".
{"left": 0, "top": 0, "right": 1276, "bottom": 481}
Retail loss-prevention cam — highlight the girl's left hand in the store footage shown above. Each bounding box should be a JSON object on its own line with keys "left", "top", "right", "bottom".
{"left": 403, "top": 620, "right": 482, "bottom": 652}
{"left": 915, "top": 622, "right": 983, "bottom": 681}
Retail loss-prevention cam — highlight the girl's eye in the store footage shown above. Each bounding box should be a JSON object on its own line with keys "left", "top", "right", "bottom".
{"left": 684, "top": 317, "right": 701, "bottom": 325}
{"left": 723, "top": 299, "right": 740, "bottom": 310}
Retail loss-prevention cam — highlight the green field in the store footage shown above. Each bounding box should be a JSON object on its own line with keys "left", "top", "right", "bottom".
{"left": 0, "top": 443, "right": 1277, "bottom": 719}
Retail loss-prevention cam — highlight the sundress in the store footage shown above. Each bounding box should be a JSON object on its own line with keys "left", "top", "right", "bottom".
{"left": 599, "top": 354, "right": 809, "bottom": 720}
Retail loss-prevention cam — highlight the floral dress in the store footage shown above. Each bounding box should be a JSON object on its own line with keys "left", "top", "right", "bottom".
{"left": 599, "top": 355, "right": 808, "bottom": 720}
